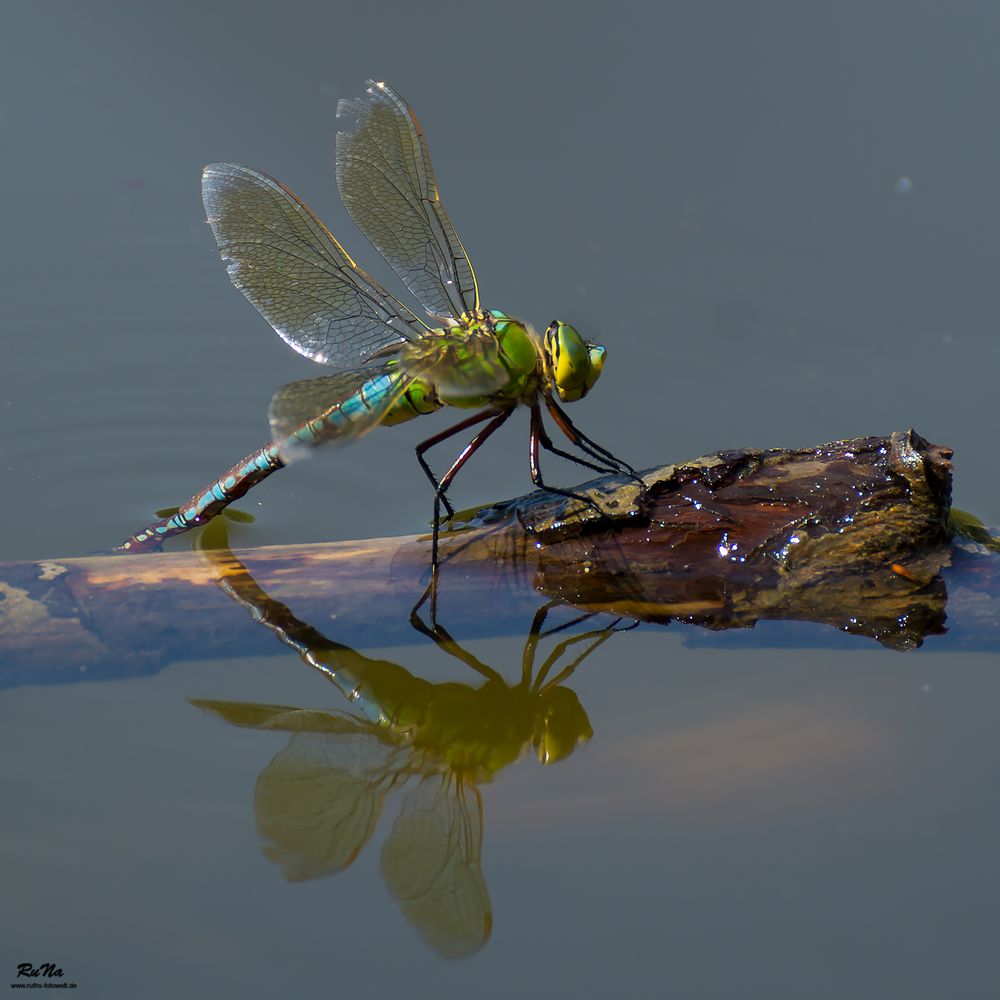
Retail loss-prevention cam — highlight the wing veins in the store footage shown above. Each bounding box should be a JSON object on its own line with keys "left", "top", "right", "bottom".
{"left": 225, "top": 194, "right": 410, "bottom": 315}
{"left": 343, "top": 171, "right": 454, "bottom": 310}
{"left": 203, "top": 162, "right": 431, "bottom": 368}
{"left": 223, "top": 240, "right": 390, "bottom": 315}
{"left": 336, "top": 82, "right": 479, "bottom": 322}
{"left": 222, "top": 242, "right": 380, "bottom": 318}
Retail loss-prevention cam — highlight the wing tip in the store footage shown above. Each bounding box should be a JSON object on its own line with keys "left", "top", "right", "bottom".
{"left": 202, "top": 161, "right": 239, "bottom": 180}
{"left": 202, "top": 162, "right": 253, "bottom": 202}
{"left": 337, "top": 79, "right": 405, "bottom": 129}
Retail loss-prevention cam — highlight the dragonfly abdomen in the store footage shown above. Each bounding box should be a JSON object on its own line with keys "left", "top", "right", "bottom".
{"left": 281, "top": 370, "right": 440, "bottom": 451}
{"left": 116, "top": 444, "right": 284, "bottom": 553}
{"left": 117, "top": 373, "right": 441, "bottom": 553}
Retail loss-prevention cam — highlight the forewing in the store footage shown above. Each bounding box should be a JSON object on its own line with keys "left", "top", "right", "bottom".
{"left": 379, "top": 775, "right": 491, "bottom": 959}
{"left": 202, "top": 163, "right": 428, "bottom": 368}
{"left": 189, "top": 699, "right": 383, "bottom": 738}
{"left": 266, "top": 364, "right": 412, "bottom": 462}
{"left": 337, "top": 81, "right": 479, "bottom": 323}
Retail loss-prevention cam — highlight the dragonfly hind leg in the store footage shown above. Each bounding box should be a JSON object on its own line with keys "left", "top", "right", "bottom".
{"left": 415, "top": 409, "right": 501, "bottom": 520}
{"left": 419, "top": 408, "right": 513, "bottom": 567}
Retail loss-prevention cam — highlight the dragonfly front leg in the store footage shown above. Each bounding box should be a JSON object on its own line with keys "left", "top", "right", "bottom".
{"left": 531, "top": 407, "right": 622, "bottom": 480}
{"left": 430, "top": 409, "right": 513, "bottom": 567}
{"left": 415, "top": 409, "right": 500, "bottom": 519}
{"left": 543, "top": 394, "right": 642, "bottom": 484}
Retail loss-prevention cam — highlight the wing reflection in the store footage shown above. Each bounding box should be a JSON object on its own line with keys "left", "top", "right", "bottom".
{"left": 381, "top": 775, "right": 490, "bottom": 960}
{"left": 191, "top": 526, "right": 628, "bottom": 958}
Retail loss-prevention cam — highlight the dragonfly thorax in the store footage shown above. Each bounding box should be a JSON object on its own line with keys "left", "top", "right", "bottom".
{"left": 415, "top": 312, "right": 543, "bottom": 411}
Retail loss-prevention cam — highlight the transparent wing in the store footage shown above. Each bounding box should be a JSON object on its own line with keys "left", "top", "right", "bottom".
{"left": 254, "top": 731, "right": 407, "bottom": 882}
{"left": 337, "top": 81, "right": 479, "bottom": 323}
{"left": 380, "top": 775, "right": 491, "bottom": 959}
{"left": 266, "top": 363, "right": 413, "bottom": 463}
{"left": 202, "top": 162, "right": 429, "bottom": 369}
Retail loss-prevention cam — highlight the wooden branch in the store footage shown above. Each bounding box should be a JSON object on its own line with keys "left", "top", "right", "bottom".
{"left": 2, "top": 429, "right": 996, "bottom": 686}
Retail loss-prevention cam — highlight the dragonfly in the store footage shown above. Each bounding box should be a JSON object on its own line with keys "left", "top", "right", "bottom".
{"left": 118, "top": 80, "right": 635, "bottom": 560}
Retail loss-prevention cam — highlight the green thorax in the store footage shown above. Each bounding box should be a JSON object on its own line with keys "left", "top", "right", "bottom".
{"left": 381, "top": 310, "right": 541, "bottom": 426}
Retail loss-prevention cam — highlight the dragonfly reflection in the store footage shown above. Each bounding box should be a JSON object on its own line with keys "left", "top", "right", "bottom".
{"left": 193, "top": 528, "right": 633, "bottom": 958}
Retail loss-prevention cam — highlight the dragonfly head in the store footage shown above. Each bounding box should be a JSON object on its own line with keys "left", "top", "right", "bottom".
{"left": 543, "top": 322, "right": 606, "bottom": 403}
{"left": 532, "top": 686, "right": 594, "bottom": 764}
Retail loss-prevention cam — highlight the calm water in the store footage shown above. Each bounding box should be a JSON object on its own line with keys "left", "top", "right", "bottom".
{"left": 3, "top": 2, "right": 1000, "bottom": 996}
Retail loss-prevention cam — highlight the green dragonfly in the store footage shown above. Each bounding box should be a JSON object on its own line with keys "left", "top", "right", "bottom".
{"left": 118, "top": 80, "right": 635, "bottom": 559}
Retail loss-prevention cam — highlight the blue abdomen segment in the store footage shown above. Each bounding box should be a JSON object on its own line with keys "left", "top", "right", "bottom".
{"left": 116, "top": 444, "right": 285, "bottom": 552}
{"left": 116, "top": 371, "right": 418, "bottom": 554}
{"left": 282, "top": 371, "right": 403, "bottom": 454}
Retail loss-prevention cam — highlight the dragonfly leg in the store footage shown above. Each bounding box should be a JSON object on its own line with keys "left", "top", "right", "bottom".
{"left": 415, "top": 409, "right": 501, "bottom": 519}
{"left": 528, "top": 403, "right": 607, "bottom": 518}
{"left": 543, "top": 394, "right": 643, "bottom": 485}
{"left": 409, "top": 592, "right": 505, "bottom": 680}
{"left": 431, "top": 409, "right": 513, "bottom": 568}
{"left": 545, "top": 394, "right": 732, "bottom": 528}
{"left": 532, "top": 406, "right": 622, "bottom": 479}
{"left": 535, "top": 618, "right": 638, "bottom": 690}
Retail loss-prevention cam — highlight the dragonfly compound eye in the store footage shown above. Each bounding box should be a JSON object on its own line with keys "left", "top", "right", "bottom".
{"left": 547, "top": 322, "right": 606, "bottom": 402}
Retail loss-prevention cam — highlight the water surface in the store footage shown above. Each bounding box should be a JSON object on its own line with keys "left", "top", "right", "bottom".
{"left": 3, "top": 2, "right": 1000, "bottom": 996}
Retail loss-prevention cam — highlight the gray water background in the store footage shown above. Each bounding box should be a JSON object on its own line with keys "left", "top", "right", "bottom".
{"left": 2, "top": 3, "right": 999, "bottom": 997}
